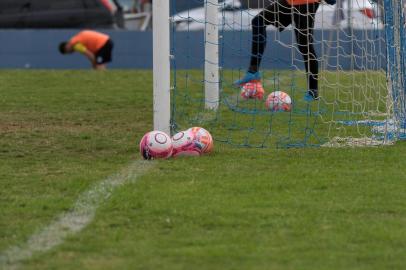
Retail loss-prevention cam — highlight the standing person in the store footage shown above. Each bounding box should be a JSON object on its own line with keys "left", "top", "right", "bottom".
{"left": 59, "top": 30, "right": 114, "bottom": 70}
{"left": 235, "top": 0, "right": 336, "bottom": 101}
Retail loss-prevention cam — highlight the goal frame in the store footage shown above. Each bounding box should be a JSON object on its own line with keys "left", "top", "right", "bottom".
{"left": 153, "top": 0, "right": 405, "bottom": 142}
{"left": 153, "top": 0, "right": 220, "bottom": 134}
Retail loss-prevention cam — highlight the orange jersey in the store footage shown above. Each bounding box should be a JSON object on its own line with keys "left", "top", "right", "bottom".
{"left": 286, "top": 0, "right": 319, "bottom": 5}
{"left": 68, "top": 30, "right": 109, "bottom": 53}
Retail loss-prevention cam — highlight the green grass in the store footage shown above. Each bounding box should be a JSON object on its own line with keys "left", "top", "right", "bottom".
{"left": 1, "top": 70, "right": 406, "bottom": 270}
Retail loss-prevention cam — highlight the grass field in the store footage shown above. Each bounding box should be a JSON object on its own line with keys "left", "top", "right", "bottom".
{"left": 1, "top": 70, "right": 406, "bottom": 270}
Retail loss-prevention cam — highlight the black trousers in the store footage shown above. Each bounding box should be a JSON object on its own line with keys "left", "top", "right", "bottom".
{"left": 250, "top": 0, "right": 319, "bottom": 91}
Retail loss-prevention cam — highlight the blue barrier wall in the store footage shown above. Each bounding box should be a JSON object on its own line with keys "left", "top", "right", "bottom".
{"left": 0, "top": 30, "right": 152, "bottom": 69}
{"left": 0, "top": 30, "right": 385, "bottom": 70}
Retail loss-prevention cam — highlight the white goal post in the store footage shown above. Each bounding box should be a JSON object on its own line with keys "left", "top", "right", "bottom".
{"left": 153, "top": 0, "right": 171, "bottom": 135}
{"left": 204, "top": 0, "right": 220, "bottom": 110}
{"left": 153, "top": 0, "right": 220, "bottom": 134}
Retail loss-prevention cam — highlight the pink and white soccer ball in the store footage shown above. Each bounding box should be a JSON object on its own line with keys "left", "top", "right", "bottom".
{"left": 139, "top": 130, "right": 173, "bottom": 160}
{"left": 240, "top": 81, "right": 264, "bottom": 100}
{"left": 171, "top": 129, "right": 201, "bottom": 157}
{"left": 187, "top": 127, "right": 213, "bottom": 154}
{"left": 265, "top": 91, "right": 292, "bottom": 112}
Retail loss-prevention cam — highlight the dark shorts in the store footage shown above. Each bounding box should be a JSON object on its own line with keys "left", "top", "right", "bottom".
{"left": 258, "top": 0, "right": 319, "bottom": 32}
{"left": 95, "top": 39, "right": 114, "bottom": 65}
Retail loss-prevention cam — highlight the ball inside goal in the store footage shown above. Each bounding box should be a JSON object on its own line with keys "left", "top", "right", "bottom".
{"left": 240, "top": 81, "right": 264, "bottom": 100}
{"left": 265, "top": 91, "right": 292, "bottom": 112}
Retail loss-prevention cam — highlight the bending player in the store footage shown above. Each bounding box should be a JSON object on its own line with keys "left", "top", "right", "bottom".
{"left": 235, "top": 0, "right": 336, "bottom": 101}
{"left": 59, "top": 30, "right": 114, "bottom": 70}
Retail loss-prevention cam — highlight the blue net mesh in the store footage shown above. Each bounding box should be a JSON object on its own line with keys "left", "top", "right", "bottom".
{"left": 171, "top": 0, "right": 405, "bottom": 147}
{"left": 384, "top": 0, "right": 406, "bottom": 139}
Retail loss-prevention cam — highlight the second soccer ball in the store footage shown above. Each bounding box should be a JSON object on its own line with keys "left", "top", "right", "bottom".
{"left": 265, "top": 91, "right": 292, "bottom": 112}
{"left": 171, "top": 129, "right": 201, "bottom": 157}
{"left": 171, "top": 127, "right": 214, "bottom": 157}
{"left": 240, "top": 81, "right": 264, "bottom": 100}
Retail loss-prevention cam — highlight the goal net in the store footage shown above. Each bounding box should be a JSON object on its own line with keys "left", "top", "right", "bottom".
{"left": 164, "top": 0, "right": 405, "bottom": 147}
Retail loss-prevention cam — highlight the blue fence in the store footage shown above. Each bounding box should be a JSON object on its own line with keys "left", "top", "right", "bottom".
{"left": 0, "top": 29, "right": 385, "bottom": 70}
{"left": 0, "top": 30, "right": 152, "bottom": 69}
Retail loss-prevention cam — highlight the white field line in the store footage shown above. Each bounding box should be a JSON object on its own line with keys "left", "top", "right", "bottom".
{"left": 0, "top": 160, "right": 153, "bottom": 270}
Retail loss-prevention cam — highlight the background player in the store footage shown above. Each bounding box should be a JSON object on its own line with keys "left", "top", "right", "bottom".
{"left": 59, "top": 30, "right": 114, "bottom": 70}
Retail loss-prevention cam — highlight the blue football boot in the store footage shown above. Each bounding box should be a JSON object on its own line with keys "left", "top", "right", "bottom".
{"left": 234, "top": 71, "right": 261, "bottom": 86}
{"left": 303, "top": 89, "right": 319, "bottom": 102}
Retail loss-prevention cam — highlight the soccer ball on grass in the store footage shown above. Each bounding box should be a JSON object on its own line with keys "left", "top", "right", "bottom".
{"left": 265, "top": 91, "right": 292, "bottom": 112}
{"left": 139, "top": 130, "right": 173, "bottom": 159}
{"left": 240, "top": 81, "right": 264, "bottom": 100}
{"left": 171, "top": 129, "right": 201, "bottom": 157}
{"left": 171, "top": 127, "right": 214, "bottom": 157}
{"left": 187, "top": 127, "right": 213, "bottom": 154}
